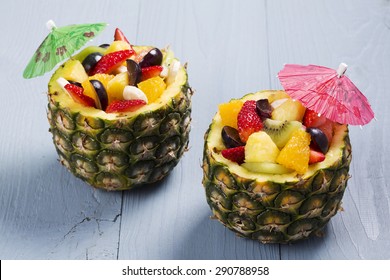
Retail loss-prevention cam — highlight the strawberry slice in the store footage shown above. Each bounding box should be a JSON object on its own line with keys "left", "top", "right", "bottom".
{"left": 106, "top": 99, "right": 146, "bottom": 113}
{"left": 221, "top": 146, "right": 245, "bottom": 164}
{"left": 309, "top": 149, "right": 325, "bottom": 164}
{"left": 114, "top": 28, "right": 130, "bottom": 44}
{"left": 90, "top": 50, "right": 134, "bottom": 75}
{"left": 64, "top": 83, "right": 95, "bottom": 107}
{"left": 141, "top": 65, "right": 163, "bottom": 81}
{"left": 303, "top": 109, "right": 327, "bottom": 128}
{"left": 237, "top": 100, "right": 263, "bottom": 143}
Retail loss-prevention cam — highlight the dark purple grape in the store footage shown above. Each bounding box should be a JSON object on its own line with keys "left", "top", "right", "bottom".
{"left": 99, "top": 44, "right": 110, "bottom": 49}
{"left": 126, "top": 59, "right": 141, "bottom": 86}
{"left": 307, "top": 127, "right": 329, "bottom": 154}
{"left": 90, "top": 80, "right": 108, "bottom": 111}
{"left": 256, "top": 99, "right": 273, "bottom": 120}
{"left": 82, "top": 52, "right": 103, "bottom": 75}
{"left": 222, "top": 126, "right": 244, "bottom": 148}
{"left": 139, "top": 48, "right": 163, "bottom": 68}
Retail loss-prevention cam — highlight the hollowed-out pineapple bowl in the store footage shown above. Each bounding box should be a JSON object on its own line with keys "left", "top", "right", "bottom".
{"left": 47, "top": 33, "right": 192, "bottom": 191}
{"left": 202, "top": 90, "right": 351, "bottom": 243}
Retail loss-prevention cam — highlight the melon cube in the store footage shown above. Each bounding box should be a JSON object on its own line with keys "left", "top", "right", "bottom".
{"left": 245, "top": 131, "right": 280, "bottom": 163}
{"left": 272, "top": 99, "right": 306, "bottom": 122}
{"left": 107, "top": 72, "right": 130, "bottom": 103}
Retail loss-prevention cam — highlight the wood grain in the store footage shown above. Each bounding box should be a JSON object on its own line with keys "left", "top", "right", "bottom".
{"left": 0, "top": 0, "right": 389, "bottom": 259}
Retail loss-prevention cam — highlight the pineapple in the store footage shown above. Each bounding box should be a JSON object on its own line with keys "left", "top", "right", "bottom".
{"left": 202, "top": 90, "right": 352, "bottom": 243}
{"left": 47, "top": 44, "right": 192, "bottom": 191}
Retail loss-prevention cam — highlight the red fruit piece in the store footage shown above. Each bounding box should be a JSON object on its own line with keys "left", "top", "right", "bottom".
{"left": 309, "top": 149, "right": 325, "bottom": 164}
{"left": 106, "top": 99, "right": 146, "bottom": 113}
{"left": 221, "top": 146, "right": 245, "bottom": 164}
{"left": 318, "top": 120, "right": 334, "bottom": 145}
{"left": 141, "top": 65, "right": 163, "bottom": 81}
{"left": 114, "top": 28, "right": 136, "bottom": 54}
{"left": 64, "top": 83, "right": 95, "bottom": 107}
{"left": 303, "top": 109, "right": 327, "bottom": 128}
{"left": 114, "top": 28, "right": 130, "bottom": 44}
{"left": 237, "top": 100, "right": 263, "bottom": 143}
{"left": 90, "top": 50, "right": 134, "bottom": 75}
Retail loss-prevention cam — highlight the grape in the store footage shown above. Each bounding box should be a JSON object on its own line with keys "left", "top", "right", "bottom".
{"left": 82, "top": 52, "right": 103, "bottom": 75}
{"left": 222, "top": 126, "right": 244, "bottom": 148}
{"left": 126, "top": 59, "right": 141, "bottom": 86}
{"left": 139, "top": 48, "right": 163, "bottom": 68}
{"left": 307, "top": 127, "right": 329, "bottom": 153}
{"left": 90, "top": 80, "right": 108, "bottom": 111}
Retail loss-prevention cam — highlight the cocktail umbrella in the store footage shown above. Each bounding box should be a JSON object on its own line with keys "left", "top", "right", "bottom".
{"left": 23, "top": 20, "right": 107, "bottom": 79}
{"left": 278, "top": 63, "right": 374, "bottom": 125}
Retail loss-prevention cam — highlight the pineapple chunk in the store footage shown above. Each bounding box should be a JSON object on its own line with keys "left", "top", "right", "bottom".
{"left": 276, "top": 130, "right": 311, "bottom": 174}
{"left": 267, "top": 91, "right": 290, "bottom": 103}
{"left": 218, "top": 100, "right": 243, "bottom": 129}
{"left": 272, "top": 99, "right": 306, "bottom": 122}
{"left": 107, "top": 72, "right": 130, "bottom": 103}
{"left": 245, "top": 131, "right": 280, "bottom": 163}
{"left": 61, "top": 60, "right": 88, "bottom": 83}
{"left": 105, "top": 41, "right": 131, "bottom": 54}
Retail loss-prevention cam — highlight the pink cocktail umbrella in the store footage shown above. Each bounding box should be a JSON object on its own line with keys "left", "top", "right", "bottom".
{"left": 278, "top": 63, "right": 374, "bottom": 125}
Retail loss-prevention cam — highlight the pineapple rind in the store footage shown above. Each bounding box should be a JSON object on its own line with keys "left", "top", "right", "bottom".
{"left": 47, "top": 50, "right": 192, "bottom": 191}
{"left": 202, "top": 90, "right": 352, "bottom": 243}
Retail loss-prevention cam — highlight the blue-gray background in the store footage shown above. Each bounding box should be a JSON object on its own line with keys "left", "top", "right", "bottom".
{"left": 0, "top": 0, "right": 389, "bottom": 259}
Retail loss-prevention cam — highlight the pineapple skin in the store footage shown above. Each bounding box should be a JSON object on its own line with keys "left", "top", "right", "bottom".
{"left": 47, "top": 62, "right": 192, "bottom": 191}
{"left": 202, "top": 91, "right": 352, "bottom": 243}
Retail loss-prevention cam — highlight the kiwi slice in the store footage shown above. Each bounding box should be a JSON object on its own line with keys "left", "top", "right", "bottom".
{"left": 263, "top": 118, "right": 303, "bottom": 148}
{"left": 242, "top": 162, "right": 293, "bottom": 174}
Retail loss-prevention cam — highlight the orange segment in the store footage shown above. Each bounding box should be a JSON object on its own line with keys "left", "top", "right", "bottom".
{"left": 218, "top": 100, "right": 243, "bottom": 129}
{"left": 137, "top": 76, "right": 166, "bottom": 103}
{"left": 276, "top": 130, "right": 311, "bottom": 174}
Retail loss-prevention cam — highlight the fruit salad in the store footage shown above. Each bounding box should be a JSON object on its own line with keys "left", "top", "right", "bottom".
{"left": 218, "top": 91, "right": 336, "bottom": 175}
{"left": 55, "top": 28, "right": 180, "bottom": 114}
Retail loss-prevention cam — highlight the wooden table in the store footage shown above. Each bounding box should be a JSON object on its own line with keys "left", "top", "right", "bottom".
{"left": 1, "top": 0, "right": 389, "bottom": 260}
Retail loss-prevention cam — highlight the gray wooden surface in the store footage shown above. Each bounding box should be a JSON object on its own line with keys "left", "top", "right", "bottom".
{"left": 0, "top": 0, "right": 389, "bottom": 260}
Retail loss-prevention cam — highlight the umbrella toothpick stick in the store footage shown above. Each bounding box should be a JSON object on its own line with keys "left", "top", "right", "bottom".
{"left": 46, "top": 19, "right": 56, "bottom": 31}
{"left": 337, "top": 63, "right": 348, "bottom": 78}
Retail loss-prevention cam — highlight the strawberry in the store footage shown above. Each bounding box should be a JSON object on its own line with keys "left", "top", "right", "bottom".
{"left": 114, "top": 28, "right": 130, "bottom": 44}
{"left": 221, "top": 146, "right": 245, "bottom": 164}
{"left": 64, "top": 83, "right": 95, "bottom": 107}
{"left": 237, "top": 100, "right": 263, "bottom": 143}
{"left": 309, "top": 149, "right": 325, "bottom": 164}
{"left": 141, "top": 65, "right": 163, "bottom": 81}
{"left": 106, "top": 99, "right": 146, "bottom": 113}
{"left": 303, "top": 109, "right": 327, "bottom": 128}
{"left": 90, "top": 50, "right": 134, "bottom": 75}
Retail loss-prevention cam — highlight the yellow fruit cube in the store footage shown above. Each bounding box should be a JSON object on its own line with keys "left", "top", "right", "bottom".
{"left": 218, "top": 100, "right": 243, "bottom": 129}
{"left": 106, "top": 72, "right": 130, "bottom": 103}
{"left": 276, "top": 130, "right": 311, "bottom": 174}
{"left": 137, "top": 76, "right": 166, "bottom": 103}
{"left": 272, "top": 99, "right": 306, "bottom": 122}
{"left": 105, "top": 41, "right": 131, "bottom": 54}
{"left": 245, "top": 131, "right": 280, "bottom": 163}
{"left": 267, "top": 91, "right": 290, "bottom": 103}
{"left": 61, "top": 59, "right": 88, "bottom": 83}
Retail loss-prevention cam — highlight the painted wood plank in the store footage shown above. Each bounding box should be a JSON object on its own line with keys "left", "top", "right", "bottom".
{"left": 118, "top": 0, "right": 280, "bottom": 260}
{"left": 266, "top": 0, "right": 390, "bottom": 259}
{"left": 0, "top": 0, "right": 141, "bottom": 259}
